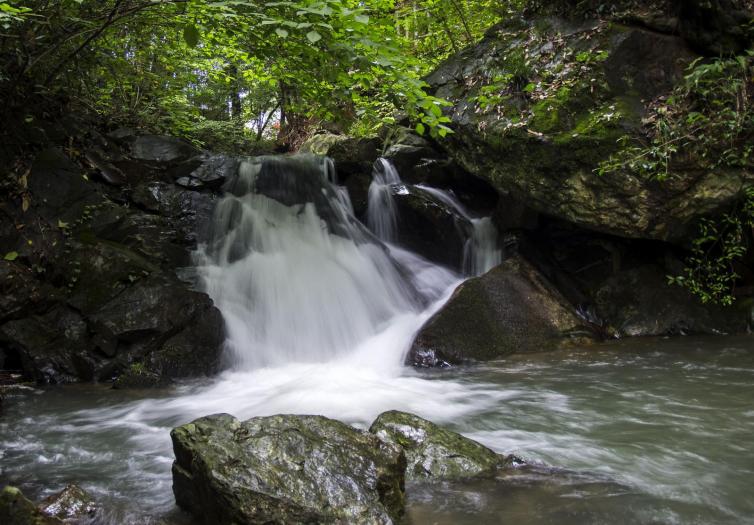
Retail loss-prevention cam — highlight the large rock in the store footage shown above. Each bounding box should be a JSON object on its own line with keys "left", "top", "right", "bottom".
{"left": 427, "top": 15, "right": 753, "bottom": 243}
{"left": 408, "top": 254, "right": 595, "bottom": 367}
{"left": 369, "top": 411, "right": 518, "bottom": 481}
{"left": 593, "top": 264, "right": 751, "bottom": 336}
{"left": 171, "top": 413, "right": 406, "bottom": 525}
{"left": 129, "top": 135, "right": 200, "bottom": 163}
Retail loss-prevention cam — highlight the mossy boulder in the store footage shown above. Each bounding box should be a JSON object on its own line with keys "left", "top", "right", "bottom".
{"left": 369, "top": 411, "right": 518, "bottom": 481}
{"left": 408, "top": 254, "right": 595, "bottom": 367}
{"left": 0, "top": 486, "right": 62, "bottom": 525}
{"left": 171, "top": 413, "right": 406, "bottom": 525}
{"left": 426, "top": 15, "right": 751, "bottom": 242}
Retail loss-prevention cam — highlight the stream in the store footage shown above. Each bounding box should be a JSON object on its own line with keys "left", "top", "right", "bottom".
{"left": 1, "top": 156, "right": 753, "bottom": 524}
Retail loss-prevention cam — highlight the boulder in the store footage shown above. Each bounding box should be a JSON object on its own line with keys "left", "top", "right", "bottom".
{"left": 427, "top": 15, "right": 752, "bottom": 243}
{"left": 408, "top": 254, "right": 595, "bottom": 367}
{"left": 38, "top": 484, "right": 97, "bottom": 522}
{"left": 369, "top": 411, "right": 518, "bottom": 481}
{"left": 593, "top": 264, "right": 751, "bottom": 336}
{"left": 129, "top": 135, "right": 200, "bottom": 163}
{"left": 171, "top": 413, "right": 406, "bottom": 525}
{"left": 0, "top": 486, "right": 61, "bottom": 525}
{"left": 173, "top": 154, "right": 237, "bottom": 190}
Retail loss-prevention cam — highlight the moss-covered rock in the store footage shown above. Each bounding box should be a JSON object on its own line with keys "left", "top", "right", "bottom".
{"left": 369, "top": 411, "right": 519, "bottom": 481}
{"left": 171, "top": 413, "right": 406, "bottom": 525}
{"left": 0, "top": 486, "right": 62, "bottom": 525}
{"left": 426, "top": 14, "right": 752, "bottom": 242}
{"left": 408, "top": 254, "right": 595, "bottom": 367}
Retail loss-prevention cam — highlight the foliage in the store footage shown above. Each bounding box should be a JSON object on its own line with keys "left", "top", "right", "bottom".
{"left": 668, "top": 188, "right": 754, "bottom": 305}
{"left": 0, "top": 0, "right": 461, "bottom": 145}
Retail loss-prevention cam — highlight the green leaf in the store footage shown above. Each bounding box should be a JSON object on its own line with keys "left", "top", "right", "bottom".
{"left": 415, "top": 123, "right": 425, "bottom": 135}
{"left": 275, "top": 28, "right": 289, "bottom": 38}
{"left": 354, "top": 14, "right": 369, "bottom": 24}
{"left": 306, "top": 30, "right": 321, "bottom": 43}
{"left": 4, "top": 251, "right": 18, "bottom": 261}
{"left": 183, "top": 24, "right": 200, "bottom": 47}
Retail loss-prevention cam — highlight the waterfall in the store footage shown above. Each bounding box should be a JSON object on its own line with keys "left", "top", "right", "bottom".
{"left": 364, "top": 162, "right": 502, "bottom": 276}
{"left": 198, "top": 155, "right": 428, "bottom": 369}
{"left": 366, "top": 158, "right": 403, "bottom": 242}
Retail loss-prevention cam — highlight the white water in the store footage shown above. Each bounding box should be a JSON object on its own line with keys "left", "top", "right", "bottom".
{"left": 415, "top": 183, "right": 502, "bottom": 276}
{"left": 367, "top": 158, "right": 403, "bottom": 242}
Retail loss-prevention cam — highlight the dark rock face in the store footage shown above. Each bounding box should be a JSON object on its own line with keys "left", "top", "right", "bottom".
{"left": 427, "top": 15, "right": 752, "bottom": 243}
{"left": 408, "top": 254, "right": 595, "bottom": 367}
{"left": 171, "top": 413, "right": 406, "bottom": 525}
{"left": 593, "top": 264, "right": 750, "bottom": 336}
{"left": 369, "top": 411, "right": 517, "bottom": 481}
{"left": 0, "top": 133, "right": 226, "bottom": 386}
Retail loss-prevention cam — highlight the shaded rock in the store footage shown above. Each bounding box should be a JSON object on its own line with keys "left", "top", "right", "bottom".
{"left": 84, "top": 148, "right": 127, "bottom": 186}
{"left": 392, "top": 185, "right": 471, "bottom": 270}
{"left": 593, "top": 264, "right": 750, "bottom": 336}
{"left": 171, "top": 413, "right": 406, "bottom": 525}
{"left": 39, "top": 484, "right": 97, "bottom": 521}
{"left": 0, "top": 486, "right": 62, "bottom": 525}
{"left": 0, "top": 261, "right": 57, "bottom": 323}
{"left": 370, "top": 411, "right": 517, "bottom": 481}
{"left": 28, "top": 149, "right": 102, "bottom": 222}
{"left": 88, "top": 277, "right": 224, "bottom": 378}
{"left": 129, "top": 135, "right": 200, "bottom": 163}
{"left": 0, "top": 305, "right": 101, "bottom": 383}
{"left": 408, "top": 254, "right": 595, "bottom": 367}
{"left": 299, "top": 132, "right": 349, "bottom": 155}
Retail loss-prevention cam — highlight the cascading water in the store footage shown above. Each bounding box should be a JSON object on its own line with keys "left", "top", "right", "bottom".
{"left": 365, "top": 159, "right": 502, "bottom": 276}
{"left": 197, "top": 155, "right": 423, "bottom": 368}
{"left": 413, "top": 183, "right": 503, "bottom": 276}
{"left": 367, "top": 158, "right": 403, "bottom": 242}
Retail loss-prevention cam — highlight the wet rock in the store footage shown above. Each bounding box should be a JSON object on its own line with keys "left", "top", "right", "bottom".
{"left": 392, "top": 185, "right": 470, "bottom": 270}
{"left": 408, "top": 254, "right": 595, "bottom": 367}
{"left": 370, "top": 411, "right": 517, "bottom": 481}
{"left": 39, "top": 484, "right": 97, "bottom": 521}
{"left": 84, "top": 148, "right": 127, "bottom": 186}
{"left": 593, "top": 264, "right": 750, "bottom": 336}
{"left": 174, "top": 154, "right": 236, "bottom": 190}
{"left": 171, "top": 413, "right": 406, "bottom": 525}
{"left": 129, "top": 135, "right": 200, "bottom": 163}
{"left": 0, "top": 486, "right": 62, "bottom": 525}
{"left": 0, "top": 261, "right": 57, "bottom": 323}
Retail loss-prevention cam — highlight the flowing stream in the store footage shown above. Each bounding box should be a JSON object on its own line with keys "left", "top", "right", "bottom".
{"left": 1, "top": 156, "right": 753, "bottom": 524}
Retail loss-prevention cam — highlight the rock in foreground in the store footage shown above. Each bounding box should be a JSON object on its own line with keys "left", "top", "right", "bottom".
{"left": 171, "top": 413, "right": 406, "bottom": 525}
{"left": 370, "top": 411, "right": 518, "bottom": 481}
{"left": 0, "top": 486, "right": 61, "bottom": 525}
{"left": 408, "top": 254, "right": 595, "bottom": 367}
